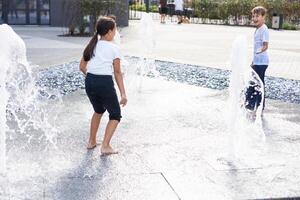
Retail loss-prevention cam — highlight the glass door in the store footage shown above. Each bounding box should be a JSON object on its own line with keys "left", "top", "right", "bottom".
{"left": 28, "top": 0, "right": 37, "bottom": 24}
{"left": 7, "top": 0, "right": 26, "bottom": 24}
{"left": 4, "top": 0, "right": 50, "bottom": 25}
{"left": 38, "top": 0, "right": 50, "bottom": 25}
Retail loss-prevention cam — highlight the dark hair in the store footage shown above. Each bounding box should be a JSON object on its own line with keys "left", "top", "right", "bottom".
{"left": 83, "top": 17, "right": 116, "bottom": 62}
{"left": 252, "top": 6, "right": 267, "bottom": 16}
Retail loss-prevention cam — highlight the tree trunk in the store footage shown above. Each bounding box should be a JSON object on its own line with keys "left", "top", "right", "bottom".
{"left": 89, "top": 15, "right": 96, "bottom": 36}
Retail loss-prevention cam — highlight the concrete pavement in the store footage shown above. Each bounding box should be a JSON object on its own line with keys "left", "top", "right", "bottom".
{"left": 12, "top": 20, "right": 300, "bottom": 80}
{"left": 1, "top": 20, "right": 299, "bottom": 200}
{"left": 122, "top": 20, "right": 300, "bottom": 80}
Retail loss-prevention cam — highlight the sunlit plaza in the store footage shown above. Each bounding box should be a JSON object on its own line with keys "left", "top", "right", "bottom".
{"left": 1, "top": 0, "right": 300, "bottom": 199}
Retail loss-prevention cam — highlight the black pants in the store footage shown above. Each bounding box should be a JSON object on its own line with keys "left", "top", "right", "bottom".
{"left": 245, "top": 65, "right": 268, "bottom": 111}
{"left": 85, "top": 73, "right": 121, "bottom": 121}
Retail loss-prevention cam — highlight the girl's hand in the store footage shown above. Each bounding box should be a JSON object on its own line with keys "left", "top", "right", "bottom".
{"left": 120, "top": 95, "right": 127, "bottom": 107}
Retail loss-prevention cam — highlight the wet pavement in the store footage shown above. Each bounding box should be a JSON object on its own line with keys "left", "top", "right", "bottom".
{"left": 1, "top": 21, "right": 299, "bottom": 200}
{"left": 1, "top": 70, "right": 300, "bottom": 199}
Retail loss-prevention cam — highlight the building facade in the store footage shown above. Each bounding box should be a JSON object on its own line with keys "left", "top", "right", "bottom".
{"left": 0, "top": 0, "right": 129, "bottom": 26}
{"left": 0, "top": 0, "right": 51, "bottom": 25}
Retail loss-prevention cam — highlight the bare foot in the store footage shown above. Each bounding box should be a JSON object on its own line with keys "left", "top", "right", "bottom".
{"left": 87, "top": 142, "right": 98, "bottom": 150}
{"left": 100, "top": 145, "right": 118, "bottom": 155}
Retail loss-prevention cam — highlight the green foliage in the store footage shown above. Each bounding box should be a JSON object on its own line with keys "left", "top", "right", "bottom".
{"left": 130, "top": 3, "right": 159, "bottom": 12}
{"left": 130, "top": 4, "right": 146, "bottom": 12}
{"left": 80, "top": 0, "right": 128, "bottom": 34}
{"left": 78, "top": 18, "right": 89, "bottom": 34}
{"left": 130, "top": 0, "right": 300, "bottom": 27}
{"left": 80, "top": 0, "right": 117, "bottom": 17}
{"left": 191, "top": 0, "right": 254, "bottom": 22}
{"left": 188, "top": 0, "right": 299, "bottom": 27}
{"left": 151, "top": 5, "right": 159, "bottom": 13}
{"left": 62, "top": 0, "right": 82, "bottom": 35}
{"left": 282, "top": 21, "right": 297, "bottom": 30}
{"left": 265, "top": 18, "right": 272, "bottom": 28}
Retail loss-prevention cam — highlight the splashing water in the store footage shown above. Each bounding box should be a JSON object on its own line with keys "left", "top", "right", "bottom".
{"left": 139, "top": 13, "right": 155, "bottom": 55}
{"left": 0, "top": 24, "right": 29, "bottom": 175}
{"left": 134, "top": 13, "right": 160, "bottom": 92}
{"left": 228, "top": 36, "right": 266, "bottom": 159}
{"left": 0, "top": 24, "right": 62, "bottom": 178}
{"left": 113, "top": 29, "right": 129, "bottom": 76}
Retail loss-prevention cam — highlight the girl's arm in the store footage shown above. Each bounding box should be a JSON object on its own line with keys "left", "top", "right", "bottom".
{"left": 257, "top": 42, "right": 268, "bottom": 54}
{"left": 113, "top": 58, "right": 127, "bottom": 107}
{"left": 79, "top": 57, "right": 88, "bottom": 75}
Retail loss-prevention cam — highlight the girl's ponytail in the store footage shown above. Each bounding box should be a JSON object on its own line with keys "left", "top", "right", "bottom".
{"left": 82, "top": 17, "right": 116, "bottom": 62}
{"left": 83, "top": 34, "right": 98, "bottom": 62}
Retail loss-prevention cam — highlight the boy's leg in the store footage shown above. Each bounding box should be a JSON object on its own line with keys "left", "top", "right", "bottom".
{"left": 251, "top": 65, "right": 268, "bottom": 109}
{"left": 87, "top": 112, "right": 103, "bottom": 149}
{"left": 245, "top": 83, "right": 257, "bottom": 111}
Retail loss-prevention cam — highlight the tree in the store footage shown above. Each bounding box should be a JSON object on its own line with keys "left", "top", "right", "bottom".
{"left": 80, "top": 0, "right": 117, "bottom": 35}
{"left": 219, "top": 1, "right": 229, "bottom": 23}
{"left": 226, "top": 0, "right": 240, "bottom": 25}
{"left": 62, "top": 0, "right": 82, "bottom": 35}
{"left": 194, "top": 0, "right": 219, "bottom": 22}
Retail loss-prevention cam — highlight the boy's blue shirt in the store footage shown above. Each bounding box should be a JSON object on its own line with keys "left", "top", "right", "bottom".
{"left": 253, "top": 24, "right": 269, "bottom": 65}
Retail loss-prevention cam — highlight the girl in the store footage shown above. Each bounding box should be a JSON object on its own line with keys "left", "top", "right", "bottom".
{"left": 80, "top": 17, "right": 127, "bottom": 155}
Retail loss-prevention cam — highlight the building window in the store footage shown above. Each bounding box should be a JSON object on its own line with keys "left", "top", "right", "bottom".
{"left": 8, "top": 0, "right": 26, "bottom": 24}
{"left": 0, "top": 0, "right": 3, "bottom": 24}
{"left": 1, "top": 0, "right": 50, "bottom": 25}
{"left": 39, "top": 0, "right": 50, "bottom": 24}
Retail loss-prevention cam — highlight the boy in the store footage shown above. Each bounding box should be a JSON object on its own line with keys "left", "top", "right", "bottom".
{"left": 246, "top": 6, "right": 269, "bottom": 114}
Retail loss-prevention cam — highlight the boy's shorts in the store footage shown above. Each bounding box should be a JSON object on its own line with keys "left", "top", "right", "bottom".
{"left": 244, "top": 65, "right": 268, "bottom": 111}
{"left": 85, "top": 73, "right": 121, "bottom": 122}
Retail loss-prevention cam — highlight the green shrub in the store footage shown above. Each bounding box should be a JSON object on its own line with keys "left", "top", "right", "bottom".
{"left": 130, "top": 4, "right": 159, "bottom": 13}
{"left": 282, "top": 21, "right": 297, "bottom": 30}
{"left": 150, "top": 5, "right": 159, "bottom": 12}
{"left": 190, "top": 0, "right": 300, "bottom": 27}
{"left": 265, "top": 19, "right": 272, "bottom": 28}
{"left": 130, "top": 4, "right": 146, "bottom": 12}
{"left": 282, "top": 22, "right": 290, "bottom": 29}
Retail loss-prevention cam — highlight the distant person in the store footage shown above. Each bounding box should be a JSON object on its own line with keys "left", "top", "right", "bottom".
{"left": 174, "top": 0, "right": 184, "bottom": 24}
{"left": 159, "top": 0, "right": 168, "bottom": 23}
{"left": 245, "top": 6, "right": 269, "bottom": 115}
{"left": 167, "top": 0, "right": 175, "bottom": 18}
{"left": 79, "top": 17, "right": 127, "bottom": 155}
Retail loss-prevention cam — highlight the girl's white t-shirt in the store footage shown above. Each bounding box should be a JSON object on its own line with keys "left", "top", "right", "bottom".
{"left": 87, "top": 40, "right": 121, "bottom": 75}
